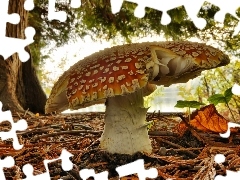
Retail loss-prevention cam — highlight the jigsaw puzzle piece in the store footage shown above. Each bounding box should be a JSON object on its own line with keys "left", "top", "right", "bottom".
{"left": 233, "top": 23, "right": 240, "bottom": 36}
{"left": 208, "top": 0, "right": 240, "bottom": 23}
{"left": 110, "top": 0, "right": 124, "bottom": 14}
{"left": 70, "top": 0, "right": 81, "bottom": 8}
{"left": 79, "top": 169, "right": 109, "bottom": 180}
{"left": 111, "top": 0, "right": 206, "bottom": 26}
{"left": 232, "top": 83, "right": 240, "bottom": 96}
{"left": 127, "top": 0, "right": 185, "bottom": 25}
{"left": 24, "top": 0, "right": 35, "bottom": 11}
{"left": 0, "top": 0, "right": 20, "bottom": 37}
{"left": 0, "top": 25, "right": 35, "bottom": 62}
{"left": 215, "top": 170, "right": 240, "bottom": 180}
{"left": 48, "top": 0, "right": 67, "bottom": 22}
{"left": 116, "top": 159, "right": 158, "bottom": 180}
{"left": 183, "top": 0, "right": 207, "bottom": 29}
{"left": 22, "top": 163, "right": 50, "bottom": 180}
{"left": 220, "top": 122, "right": 240, "bottom": 138}
{"left": 214, "top": 154, "right": 240, "bottom": 179}
{"left": 0, "top": 156, "right": 15, "bottom": 180}
{"left": 58, "top": 149, "right": 74, "bottom": 171}
{"left": 0, "top": 102, "right": 28, "bottom": 150}
{"left": 0, "top": 0, "right": 35, "bottom": 62}
{"left": 110, "top": 0, "right": 240, "bottom": 34}
{"left": 0, "top": 118, "right": 28, "bottom": 150}
{"left": 22, "top": 149, "right": 73, "bottom": 180}
{"left": 208, "top": 0, "right": 240, "bottom": 36}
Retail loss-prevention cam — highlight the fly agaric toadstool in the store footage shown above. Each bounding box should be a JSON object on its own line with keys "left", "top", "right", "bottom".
{"left": 45, "top": 41, "right": 230, "bottom": 155}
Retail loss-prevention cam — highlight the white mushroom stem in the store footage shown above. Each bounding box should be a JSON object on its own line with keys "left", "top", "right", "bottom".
{"left": 100, "top": 89, "right": 152, "bottom": 155}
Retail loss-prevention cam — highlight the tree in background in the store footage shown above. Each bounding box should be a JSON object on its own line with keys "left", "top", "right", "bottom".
{"left": 178, "top": 60, "right": 240, "bottom": 120}
{"left": 1, "top": 0, "right": 240, "bottom": 113}
{"left": 0, "top": 0, "right": 47, "bottom": 114}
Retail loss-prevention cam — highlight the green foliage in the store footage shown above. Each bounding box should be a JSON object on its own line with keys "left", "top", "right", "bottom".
{"left": 146, "top": 120, "right": 154, "bottom": 131}
{"left": 178, "top": 60, "right": 240, "bottom": 112}
{"left": 177, "top": 84, "right": 240, "bottom": 122}
{"left": 29, "top": 1, "right": 240, "bottom": 113}
{"left": 208, "top": 88, "right": 233, "bottom": 105}
{"left": 174, "top": 100, "right": 205, "bottom": 109}
{"left": 29, "top": 1, "right": 240, "bottom": 67}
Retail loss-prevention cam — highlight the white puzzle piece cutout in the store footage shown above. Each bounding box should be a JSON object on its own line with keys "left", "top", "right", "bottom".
{"left": 215, "top": 154, "right": 240, "bottom": 179}
{"left": 48, "top": 0, "right": 67, "bottom": 22}
{"left": 0, "top": 102, "right": 28, "bottom": 150}
{"left": 22, "top": 149, "right": 73, "bottom": 180}
{"left": 0, "top": 0, "right": 35, "bottom": 62}
{"left": 116, "top": 159, "right": 158, "bottom": 180}
{"left": 0, "top": 156, "right": 15, "bottom": 180}
{"left": 110, "top": 0, "right": 240, "bottom": 33}
{"left": 232, "top": 83, "right": 240, "bottom": 96}
{"left": 79, "top": 169, "right": 109, "bottom": 180}
{"left": 1, "top": 0, "right": 240, "bottom": 179}
{"left": 24, "top": 0, "right": 35, "bottom": 11}
{"left": 70, "top": 0, "right": 81, "bottom": 8}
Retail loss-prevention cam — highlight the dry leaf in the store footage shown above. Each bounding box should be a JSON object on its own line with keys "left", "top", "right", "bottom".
{"left": 174, "top": 121, "right": 188, "bottom": 136}
{"left": 189, "top": 104, "right": 228, "bottom": 133}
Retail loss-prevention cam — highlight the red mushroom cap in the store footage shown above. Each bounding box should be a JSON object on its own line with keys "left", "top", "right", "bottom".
{"left": 45, "top": 41, "right": 230, "bottom": 113}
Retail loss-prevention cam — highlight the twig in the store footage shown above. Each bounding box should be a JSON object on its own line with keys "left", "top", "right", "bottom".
{"left": 32, "top": 130, "right": 102, "bottom": 141}
{"left": 24, "top": 108, "right": 29, "bottom": 117}
{"left": 148, "top": 131, "right": 178, "bottom": 137}
{"left": 156, "top": 136, "right": 198, "bottom": 158}
{"left": 16, "top": 112, "right": 21, "bottom": 119}
{"left": 178, "top": 115, "right": 207, "bottom": 144}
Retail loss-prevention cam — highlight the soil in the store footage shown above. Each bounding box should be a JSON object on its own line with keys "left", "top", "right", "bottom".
{"left": 1, "top": 111, "right": 240, "bottom": 180}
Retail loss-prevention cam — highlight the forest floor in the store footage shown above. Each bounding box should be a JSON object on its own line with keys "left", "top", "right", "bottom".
{"left": 1, "top": 111, "right": 240, "bottom": 180}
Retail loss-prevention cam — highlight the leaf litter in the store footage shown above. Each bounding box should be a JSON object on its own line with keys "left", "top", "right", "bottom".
{"left": 0, "top": 111, "right": 240, "bottom": 180}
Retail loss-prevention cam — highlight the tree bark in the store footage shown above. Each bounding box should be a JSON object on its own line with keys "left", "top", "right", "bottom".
{"left": 0, "top": 0, "right": 46, "bottom": 114}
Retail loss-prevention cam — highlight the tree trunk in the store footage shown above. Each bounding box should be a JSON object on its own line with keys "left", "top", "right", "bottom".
{"left": 0, "top": 0, "right": 46, "bottom": 114}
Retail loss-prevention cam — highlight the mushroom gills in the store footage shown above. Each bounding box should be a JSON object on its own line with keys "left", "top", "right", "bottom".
{"left": 154, "top": 47, "right": 195, "bottom": 76}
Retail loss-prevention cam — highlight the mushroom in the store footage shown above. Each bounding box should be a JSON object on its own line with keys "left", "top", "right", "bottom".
{"left": 45, "top": 41, "right": 230, "bottom": 155}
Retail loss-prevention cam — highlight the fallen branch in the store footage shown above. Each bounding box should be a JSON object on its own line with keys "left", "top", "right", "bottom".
{"left": 32, "top": 130, "right": 102, "bottom": 141}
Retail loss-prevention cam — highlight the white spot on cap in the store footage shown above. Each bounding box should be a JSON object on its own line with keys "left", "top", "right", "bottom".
{"left": 121, "top": 84, "right": 129, "bottom": 94}
{"left": 78, "top": 85, "right": 84, "bottom": 90}
{"left": 118, "top": 75, "right": 126, "bottom": 81}
{"left": 113, "top": 66, "right": 120, "bottom": 71}
{"left": 80, "top": 79, "right": 86, "bottom": 84}
{"left": 121, "top": 66, "right": 128, "bottom": 70}
{"left": 109, "top": 77, "right": 115, "bottom": 83}
{"left": 135, "top": 63, "right": 141, "bottom": 69}
{"left": 86, "top": 72, "right": 91, "bottom": 76}
{"left": 125, "top": 58, "right": 132, "bottom": 62}
{"left": 103, "top": 85, "right": 108, "bottom": 90}
{"left": 70, "top": 78, "right": 75, "bottom": 83}
{"left": 116, "top": 60, "right": 122, "bottom": 64}
{"left": 72, "top": 97, "right": 79, "bottom": 106}
{"left": 93, "top": 70, "right": 98, "bottom": 75}
{"left": 99, "top": 77, "right": 107, "bottom": 83}
{"left": 92, "top": 83, "right": 98, "bottom": 88}
{"left": 85, "top": 85, "right": 90, "bottom": 90}
{"left": 103, "top": 68, "right": 110, "bottom": 73}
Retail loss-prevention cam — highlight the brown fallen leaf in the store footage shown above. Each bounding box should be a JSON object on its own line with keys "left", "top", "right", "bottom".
{"left": 175, "top": 104, "right": 230, "bottom": 135}
{"left": 189, "top": 104, "right": 228, "bottom": 133}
